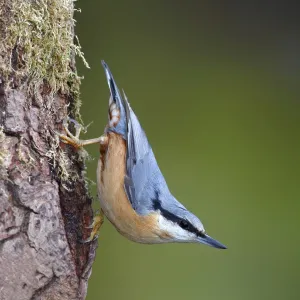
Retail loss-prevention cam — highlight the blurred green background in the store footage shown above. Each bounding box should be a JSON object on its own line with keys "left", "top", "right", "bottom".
{"left": 75, "top": 2, "right": 300, "bottom": 300}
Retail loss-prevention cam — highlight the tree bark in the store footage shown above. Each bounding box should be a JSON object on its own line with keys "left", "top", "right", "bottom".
{"left": 0, "top": 1, "right": 97, "bottom": 299}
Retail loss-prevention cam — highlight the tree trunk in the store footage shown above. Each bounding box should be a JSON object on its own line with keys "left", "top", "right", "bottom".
{"left": 0, "top": 1, "right": 97, "bottom": 299}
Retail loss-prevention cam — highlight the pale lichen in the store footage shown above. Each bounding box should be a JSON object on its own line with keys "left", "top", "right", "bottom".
{"left": 16, "top": 136, "right": 36, "bottom": 177}
{"left": 0, "top": 126, "right": 7, "bottom": 166}
{"left": 0, "top": 126, "right": 4, "bottom": 143}
{"left": 0, "top": 0, "right": 90, "bottom": 183}
{"left": 0, "top": 0, "right": 88, "bottom": 115}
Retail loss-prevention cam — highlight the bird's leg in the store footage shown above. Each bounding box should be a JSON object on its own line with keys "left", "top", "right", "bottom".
{"left": 58, "top": 116, "right": 107, "bottom": 149}
{"left": 58, "top": 117, "right": 108, "bottom": 243}
{"left": 82, "top": 209, "right": 105, "bottom": 243}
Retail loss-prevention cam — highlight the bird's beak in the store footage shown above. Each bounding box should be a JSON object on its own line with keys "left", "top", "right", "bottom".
{"left": 197, "top": 234, "right": 227, "bottom": 249}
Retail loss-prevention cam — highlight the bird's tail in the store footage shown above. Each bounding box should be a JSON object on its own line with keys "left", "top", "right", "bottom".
{"left": 101, "top": 60, "right": 150, "bottom": 163}
{"left": 101, "top": 60, "right": 129, "bottom": 138}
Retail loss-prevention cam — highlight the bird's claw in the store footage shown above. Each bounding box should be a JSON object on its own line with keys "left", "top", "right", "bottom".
{"left": 81, "top": 210, "right": 104, "bottom": 243}
{"left": 58, "top": 116, "right": 107, "bottom": 149}
{"left": 81, "top": 235, "right": 99, "bottom": 244}
{"left": 58, "top": 117, "right": 84, "bottom": 149}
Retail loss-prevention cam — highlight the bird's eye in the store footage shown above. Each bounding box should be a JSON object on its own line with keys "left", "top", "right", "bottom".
{"left": 198, "top": 231, "right": 206, "bottom": 238}
{"left": 179, "top": 220, "right": 189, "bottom": 230}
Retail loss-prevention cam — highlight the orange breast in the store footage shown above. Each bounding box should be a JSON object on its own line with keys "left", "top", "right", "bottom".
{"left": 97, "top": 132, "right": 163, "bottom": 243}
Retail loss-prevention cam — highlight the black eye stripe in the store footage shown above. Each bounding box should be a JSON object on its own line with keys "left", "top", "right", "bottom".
{"left": 179, "top": 220, "right": 189, "bottom": 229}
{"left": 177, "top": 219, "right": 200, "bottom": 236}
{"left": 152, "top": 198, "right": 204, "bottom": 237}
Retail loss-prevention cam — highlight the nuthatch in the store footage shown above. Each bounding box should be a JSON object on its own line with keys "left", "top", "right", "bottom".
{"left": 60, "top": 61, "right": 226, "bottom": 249}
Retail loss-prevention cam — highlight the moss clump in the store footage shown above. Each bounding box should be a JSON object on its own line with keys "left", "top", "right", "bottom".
{"left": 0, "top": 0, "right": 90, "bottom": 183}
{"left": 0, "top": 0, "right": 89, "bottom": 118}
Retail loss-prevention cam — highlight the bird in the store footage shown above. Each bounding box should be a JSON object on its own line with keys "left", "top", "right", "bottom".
{"left": 59, "top": 60, "right": 226, "bottom": 249}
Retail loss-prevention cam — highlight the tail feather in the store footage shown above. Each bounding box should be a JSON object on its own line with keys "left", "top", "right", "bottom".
{"left": 101, "top": 61, "right": 150, "bottom": 163}
{"left": 101, "top": 60, "right": 127, "bottom": 137}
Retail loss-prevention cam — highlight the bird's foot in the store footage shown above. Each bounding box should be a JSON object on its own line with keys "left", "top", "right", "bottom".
{"left": 58, "top": 117, "right": 107, "bottom": 148}
{"left": 81, "top": 209, "right": 104, "bottom": 243}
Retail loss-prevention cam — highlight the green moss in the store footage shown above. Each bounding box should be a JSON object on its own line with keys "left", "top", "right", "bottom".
{"left": 0, "top": 0, "right": 90, "bottom": 183}
{"left": 0, "top": 0, "right": 88, "bottom": 117}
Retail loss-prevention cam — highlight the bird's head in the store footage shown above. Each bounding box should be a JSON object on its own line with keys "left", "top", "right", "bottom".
{"left": 153, "top": 196, "right": 226, "bottom": 249}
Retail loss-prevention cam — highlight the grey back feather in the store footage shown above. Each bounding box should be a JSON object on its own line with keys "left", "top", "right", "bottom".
{"left": 122, "top": 92, "right": 172, "bottom": 214}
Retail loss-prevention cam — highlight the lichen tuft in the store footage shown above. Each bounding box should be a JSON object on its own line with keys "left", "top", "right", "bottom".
{"left": 0, "top": 0, "right": 88, "bottom": 115}
{"left": 0, "top": 0, "right": 90, "bottom": 183}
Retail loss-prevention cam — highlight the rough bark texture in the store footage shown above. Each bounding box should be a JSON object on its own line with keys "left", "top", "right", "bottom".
{"left": 0, "top": 1, "right": 97, "bottom": 299}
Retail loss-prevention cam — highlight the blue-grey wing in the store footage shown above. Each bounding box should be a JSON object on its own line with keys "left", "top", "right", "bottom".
{"left": 123, "top": 93, "right": 170, "bottom": 215}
